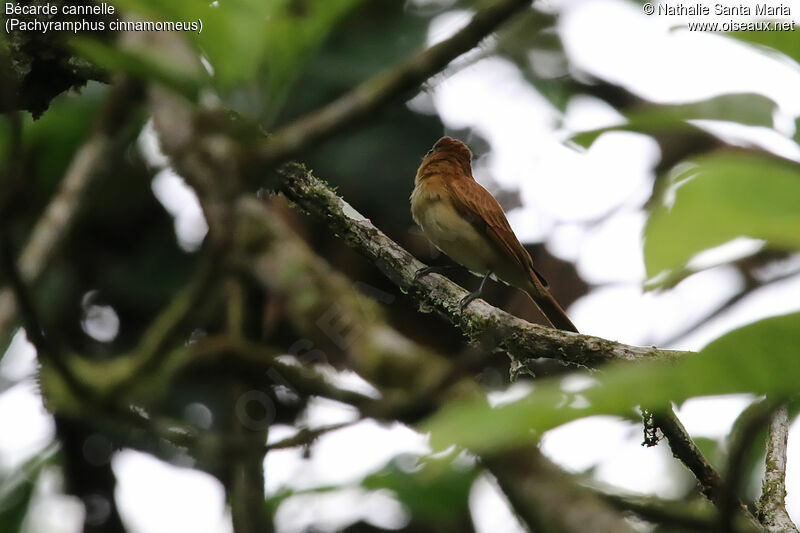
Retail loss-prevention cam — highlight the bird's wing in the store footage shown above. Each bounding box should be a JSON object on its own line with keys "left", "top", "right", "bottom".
{"left": 443, "top": 177, "right": 548, "bottom": 287}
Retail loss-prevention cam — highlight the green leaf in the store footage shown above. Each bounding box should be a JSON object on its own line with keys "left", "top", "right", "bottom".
{"left": 72, "top": 39, "right": 202, "bottom": 100}
{"left": 258, "top": 0, "right": 364, "bottom": 118}
{"left": 362, "top": 453, "right": 478, "bottom": 525}
{"left": 0, "top": 445, "right": 57, "bottom": 533}
{"left": 727, "top": 28, "right": 800, "bottom": 64}
{"left": 422, "top": 312, "right": 800, "bottom": 454}
{"left": 493, "top": 9, "right": 572, "bottom": 111}
{"left": 0, "top": 480, "right": 33, "bottom": 533}
{"left": 693, "top": 437, "right": 722, "bottom": 472}
{"left": 571, "top": 93, "right": 778, "bottom": 148}
{"left": 795, "top": 116, "right": 800, "bottom": 145}
{"left": 725, "top": 400, "right": 769, "bottom": 502}
{"left": 644, "top": 151, "right": 800, "bottom": 280}
{"left": 106, "top": 0, "right": 362, "bottom": 106}
{"left": 108, "top": 0, "right": 270, "bottom": 87}
{"left": 22, "top": 87, "right": 102, "bottom": 191}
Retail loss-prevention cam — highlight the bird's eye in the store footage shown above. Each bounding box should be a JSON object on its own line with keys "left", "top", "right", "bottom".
{"left": 425, "top": 148, "right": 434, "bottom": 156}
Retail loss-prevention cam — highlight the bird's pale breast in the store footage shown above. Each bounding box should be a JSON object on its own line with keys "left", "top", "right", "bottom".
{"left": 410, "top": 178, "right": 499, "bottom": 276}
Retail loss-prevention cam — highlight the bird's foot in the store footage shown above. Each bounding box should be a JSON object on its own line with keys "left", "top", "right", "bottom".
{"left": 413, "top": 265, "right": 456, "bottom": 282}
{"left": 459, "top": 291, "right": 481, "bottom": 312}
{"left": 459, "top": 270, "right": 492, "bottom": 312}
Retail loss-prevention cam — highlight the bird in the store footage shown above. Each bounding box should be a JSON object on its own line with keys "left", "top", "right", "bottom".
{"left": 410, "top": 136, "right": 578, "bottom": 333}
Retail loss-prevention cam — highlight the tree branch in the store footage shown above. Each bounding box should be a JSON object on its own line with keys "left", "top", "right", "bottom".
{"left": 265, "top": 422, "right": 354, "bottom": 451}
{"left": 227, "top": 381, "right": 272, "bottom": 533}
{"left": 256, "top": 0, "right": 533, "bottom": 167}
{"left": 274, "top": 163, "right": 750, "bottom": 518}
{"left": 487, "top": 445, "right": 636, "bottom": 533}
{"left": 602, "top": 492, "right": 760, "bottom": 533}
{"left": 757, "top": 404, "right": 798, "bottom": 533}
{"left": 652, "top": 409, "right": 725, "bottom": 504}
{"left": 234, "top": 196, "right": 454, "bottom": 392}
{"left": 226, "top": 196, "right": 638, "bottom": 531}
{"left": 276, "top": 162, "right": 685, "bottom": 368}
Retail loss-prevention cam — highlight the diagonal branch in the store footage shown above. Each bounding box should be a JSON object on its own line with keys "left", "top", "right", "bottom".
{"left": 652, "top": 410, "right": 725, "bottom": 504}
{"left": 274, "top": 162, "right": 750, "bottom": 519}
{"left": 276, "top": 162, "right": 686, "bottom": 368}
{"left": 488, "top": 445, "right": 636, "bottom": 533}
{"left": 256, "top": 0, "right": 532, "bottom": 167}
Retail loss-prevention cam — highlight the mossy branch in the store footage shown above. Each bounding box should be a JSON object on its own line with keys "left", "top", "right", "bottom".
{"left": 276, "top": 163, "right": 687, "bottom": 368}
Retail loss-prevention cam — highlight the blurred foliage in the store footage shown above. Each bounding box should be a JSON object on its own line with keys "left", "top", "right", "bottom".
{"left": 362, "top": 453, "right": 478, "bottom": 528}
{"left": 72, "top": 38, "right": 203, "bottom": 100}
{"left": 728, "top": 28, "right": 800, "bottom": 64}
{"left": 492, "top": 8, "right": 568, "bottom": 110}
{"left": 77, "top": 0, "right": 366, "bottom": 113}
{"left": 424, "top": 312, "right": 800, "bottom": 453}
{"left": 571, "top": 93, "right": 778, "bottom": 148}
{"left": 0, "top": 445, "right": 57, "bottom": 533}
{"left": 0, "top": 470, "right": 36, "bottom": 533}
{"left": 18, "top": 87, "right": 101, "bottom": 213}
{"left": 3, "top": 86, "right": 192, "bottom": 357}
{"left": 276, "top": 1, "right": 444, "bottom": 229}
{"left": 110, "top": 0, "right": 271, "bottom": 87}
{"left": 644, "top": 152, "right": 800, "bottom": 282}
{"left": 726, "top": 400, "right": 770, "bottom": 503}
{"left": 262, "top": 452, "right": 479, "bottom": 531}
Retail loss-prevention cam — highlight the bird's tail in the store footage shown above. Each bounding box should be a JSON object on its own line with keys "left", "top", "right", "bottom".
{"left": 524, "top": 279, "right": 578, "bottom": 333}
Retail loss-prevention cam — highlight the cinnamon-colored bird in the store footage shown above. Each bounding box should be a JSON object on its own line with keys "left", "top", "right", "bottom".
{"left": 410, "top": 136, "right": 577, "bottom": 332}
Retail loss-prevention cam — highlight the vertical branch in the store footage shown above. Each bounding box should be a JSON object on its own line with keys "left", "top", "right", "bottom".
{"left": 55, "top": 415, "right": 128, "bottom": 533}
{"left": 226, "top": 277, "right": 272, "bottom": 533}
{"left": 227, "top": 384, "right": 273, "bottom": 533}
{"left": 757, "top": 405, "right": 798, "bottom": 533}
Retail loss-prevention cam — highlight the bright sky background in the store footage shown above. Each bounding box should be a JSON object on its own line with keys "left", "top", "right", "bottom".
{"left": 2, "top": 0, "right": 800, "bottom": 532}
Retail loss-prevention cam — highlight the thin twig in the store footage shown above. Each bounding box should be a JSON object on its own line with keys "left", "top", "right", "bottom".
{"left": 265, "top": 422, "right": 354, "bottom": 451}
{"left": 756, "top": 404, "right": 799, "bottom": 533}
{"left": 256, "top": 0, "right": 532, "bottom": 167}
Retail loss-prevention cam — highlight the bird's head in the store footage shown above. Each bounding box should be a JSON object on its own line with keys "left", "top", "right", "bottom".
{"left": 415, "top": 136, "right": 475, "bottom": 184}
{"left": 427, "top": 136, "right": 472, "bottom": 162}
